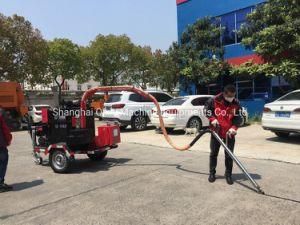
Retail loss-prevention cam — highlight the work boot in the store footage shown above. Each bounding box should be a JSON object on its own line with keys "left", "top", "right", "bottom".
{"left": 225, "top": 176, "right": 234, "bottom": 185}
{"left": 208, "top": 174, "right": 216, "bottom": 183}
{"left": 0, "top": 183, "right": 13, "bottom": 193}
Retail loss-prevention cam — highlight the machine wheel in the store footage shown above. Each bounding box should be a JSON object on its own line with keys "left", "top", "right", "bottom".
{"left": 49, "top": 150, "right": 70, "bottom": 173}
{"left": 187, "top": 117, "right": 202, "bottom": 131}
{"left": 87, "top": 150, "right": 108, "bottom": 161}
{"left": 131, "top": 115, "right": 147, "bottom": 131}
{"left": 275, "top": 132, "right": 290, "bottom": 138}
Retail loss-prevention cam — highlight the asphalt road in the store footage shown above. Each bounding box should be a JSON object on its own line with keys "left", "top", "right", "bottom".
{"left": 0, "top": 130, "right": 300, "bottom": 225}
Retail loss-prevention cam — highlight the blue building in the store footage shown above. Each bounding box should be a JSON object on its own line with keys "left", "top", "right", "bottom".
{"left": 176, "top": 0, "right": 291, "bottom": 116}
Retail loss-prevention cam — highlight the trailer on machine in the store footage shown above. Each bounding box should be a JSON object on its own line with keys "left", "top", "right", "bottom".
{"left": 31, "top": 99, "right": 120, "bottom": 173}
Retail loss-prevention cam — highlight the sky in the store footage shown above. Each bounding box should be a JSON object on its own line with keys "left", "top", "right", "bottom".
{"left": 0, "top": 0, "right": 178, "bottom": 51}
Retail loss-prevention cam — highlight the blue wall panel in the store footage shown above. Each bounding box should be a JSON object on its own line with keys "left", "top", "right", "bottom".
{"left": 177, "top": 0, "right": 265, "bottom": 38}
{"left": 179, "top": 76, "right": 197, "bottom": 96}
{"left": 177, "top": 0, "right": 265, "bottom": 59}
{"left": 224, "top": 44, "right": 254, "bottom": 59}
{"left": 240, "top": 99, "right": 265, "bottom": 118}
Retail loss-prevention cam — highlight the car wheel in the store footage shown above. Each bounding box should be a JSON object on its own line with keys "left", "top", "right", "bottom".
{"left": 131, "top": 115, "right": 147, "bottom": 131}
{"left": 87, "top": 150, "right": 108, "bottom": 161}
{"left": 275, "top": 132, "right": 290, "bottom": 138}
{"left": 187, "top": 117, "right": 202, "bottom": 131}
{"left": 49, "top": 150, "right": 70, "bottom": 173}
{"left": 240, "top": 116, "right": 246, "bottom": 127}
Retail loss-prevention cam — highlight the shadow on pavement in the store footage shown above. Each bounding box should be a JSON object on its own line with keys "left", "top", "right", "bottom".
{"left": 266, "top": 134, "right": 300, "bottom": 145}
{"left": 12, "top": 179, "right": 44, "bottom": 191}
{"left": 120, "top": 126, "right": 156, "bottom": 133}
{"left": 69, "top": 157, "right": 132, "bottom": 174}
{"left": 176, "top": 165, "right": 300, "bottom": 204}
{"left": 176, "top": 165, "right": 262, "bottom": 193}
{"left": 176, "top": 165, "right": 261, "bottom": 180}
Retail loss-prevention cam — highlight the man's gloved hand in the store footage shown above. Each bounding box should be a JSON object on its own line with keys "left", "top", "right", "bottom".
{"left": 227, "top": 128, "right": 237, "bottom": 138}
{"left": 211, "top": 119, "right": 219, "bottom": 128}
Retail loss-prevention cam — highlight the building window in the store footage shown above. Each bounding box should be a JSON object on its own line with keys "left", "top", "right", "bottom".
{"left": 215, "top": 6, "right": 255, "bottom": 46}
{"left": 236, "top": 7, "right": 252, "bottom": 43}
{"left": 221, "top": 13, "right": 236, "bottom": 45}
{"left": 87, "top": 85, "right": 92, "bottom": 90}
{"left": 77, "top": 84, "right": 82, "bottom": 91}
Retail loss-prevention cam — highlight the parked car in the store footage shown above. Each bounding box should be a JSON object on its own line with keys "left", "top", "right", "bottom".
{"left": 151, "top": 95, "right": 213, "bottom": 131}
{"left": 102, "top": 91, "right": 173, "bottom": 131}
{"left": 240, "top": 107, "right": 249, "bottom": 126}
{"left": 262, "top": 89, "right": 300, "bottom": 137}
{"left": 28, "top": 104, "right": 52, "bottom": 124}
{"left": 151, "top": 95, "right": 249, "bottom": 131}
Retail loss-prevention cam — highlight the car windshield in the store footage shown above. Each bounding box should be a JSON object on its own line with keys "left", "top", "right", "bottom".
{"left": 277, "top": 92, "right": 300, "bottom": 101}
{"left": 164, "top": 97, "right": 187, "bottom": 106}
{"left": 106, "top": 94, "right": 122, "bottom": 103}
{"left": 35, "top": 106, "right": 51, "bottom": 111}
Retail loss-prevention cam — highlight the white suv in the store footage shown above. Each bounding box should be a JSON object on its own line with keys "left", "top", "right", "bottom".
{"left": 28, "top": 104, "right": 52, "bottom": 124}
{"left": 102, "top": 91, "right": 173, "bottom": 130}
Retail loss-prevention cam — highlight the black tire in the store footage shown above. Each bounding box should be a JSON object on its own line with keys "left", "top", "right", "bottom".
{"left": 240, "top": 116, "right": 246, "bottom": 127}
{"left": 187, "top": 117, "right": 202, "bottom": 131}
{"left": 275, "top": 132, "right": 290, "bottom": 138}
{"left": 49, "top": 150, "right": 70, "bottom": 173}
{"left": 87, "top": 150, "right": 108, "bottom": 161}
{"left": 131, "top": 115, "right": 147, "bottom": 131}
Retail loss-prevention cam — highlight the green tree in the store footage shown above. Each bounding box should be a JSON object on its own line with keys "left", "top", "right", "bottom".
{"left": 0, "top": 14, "right": 48, "bottom": 86}
{"left": 178, "top": 17, "right": 228, "bottom": 86}
{"left": 151, "top": 47, "right": 180, "bottom": 93}
{"left": 83, "top": 34, "right": 134, "bottom": 86}
{"left": 124, "top": 45, "right": 153, "bottom": 89}
{"left": 236, "top": 0, "right": 300, "bottom": 87}
{"left": 47, "top": 38, "right": 82, "bottom": 103}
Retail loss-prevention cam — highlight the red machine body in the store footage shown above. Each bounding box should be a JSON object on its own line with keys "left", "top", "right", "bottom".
{"left": 31, "top": 99, "right": 121, "bottom": 173}
{"left": 41, "top": 108, "right": 49, "bottom": 124}
{"left": 96, "top": 124, "right": 121, "bottom": 148}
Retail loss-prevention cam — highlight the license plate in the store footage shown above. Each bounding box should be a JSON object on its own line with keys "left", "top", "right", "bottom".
{"left": 275, "top": 112, "right": 291, "bottom": 118}
{"left": 106, "top": 106, "right": 111, "bottom": 110}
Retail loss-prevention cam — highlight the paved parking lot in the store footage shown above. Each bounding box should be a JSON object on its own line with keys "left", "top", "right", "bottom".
{"left": 1, "top": 125, "right": 300, "bottom": 225}
{"left": 118, "top": 123, "right": 300, "bottom": 164}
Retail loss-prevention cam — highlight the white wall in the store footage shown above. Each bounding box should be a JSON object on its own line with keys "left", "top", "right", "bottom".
{"left": 64, "top": 79, "right": 100, "bottom": 91}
